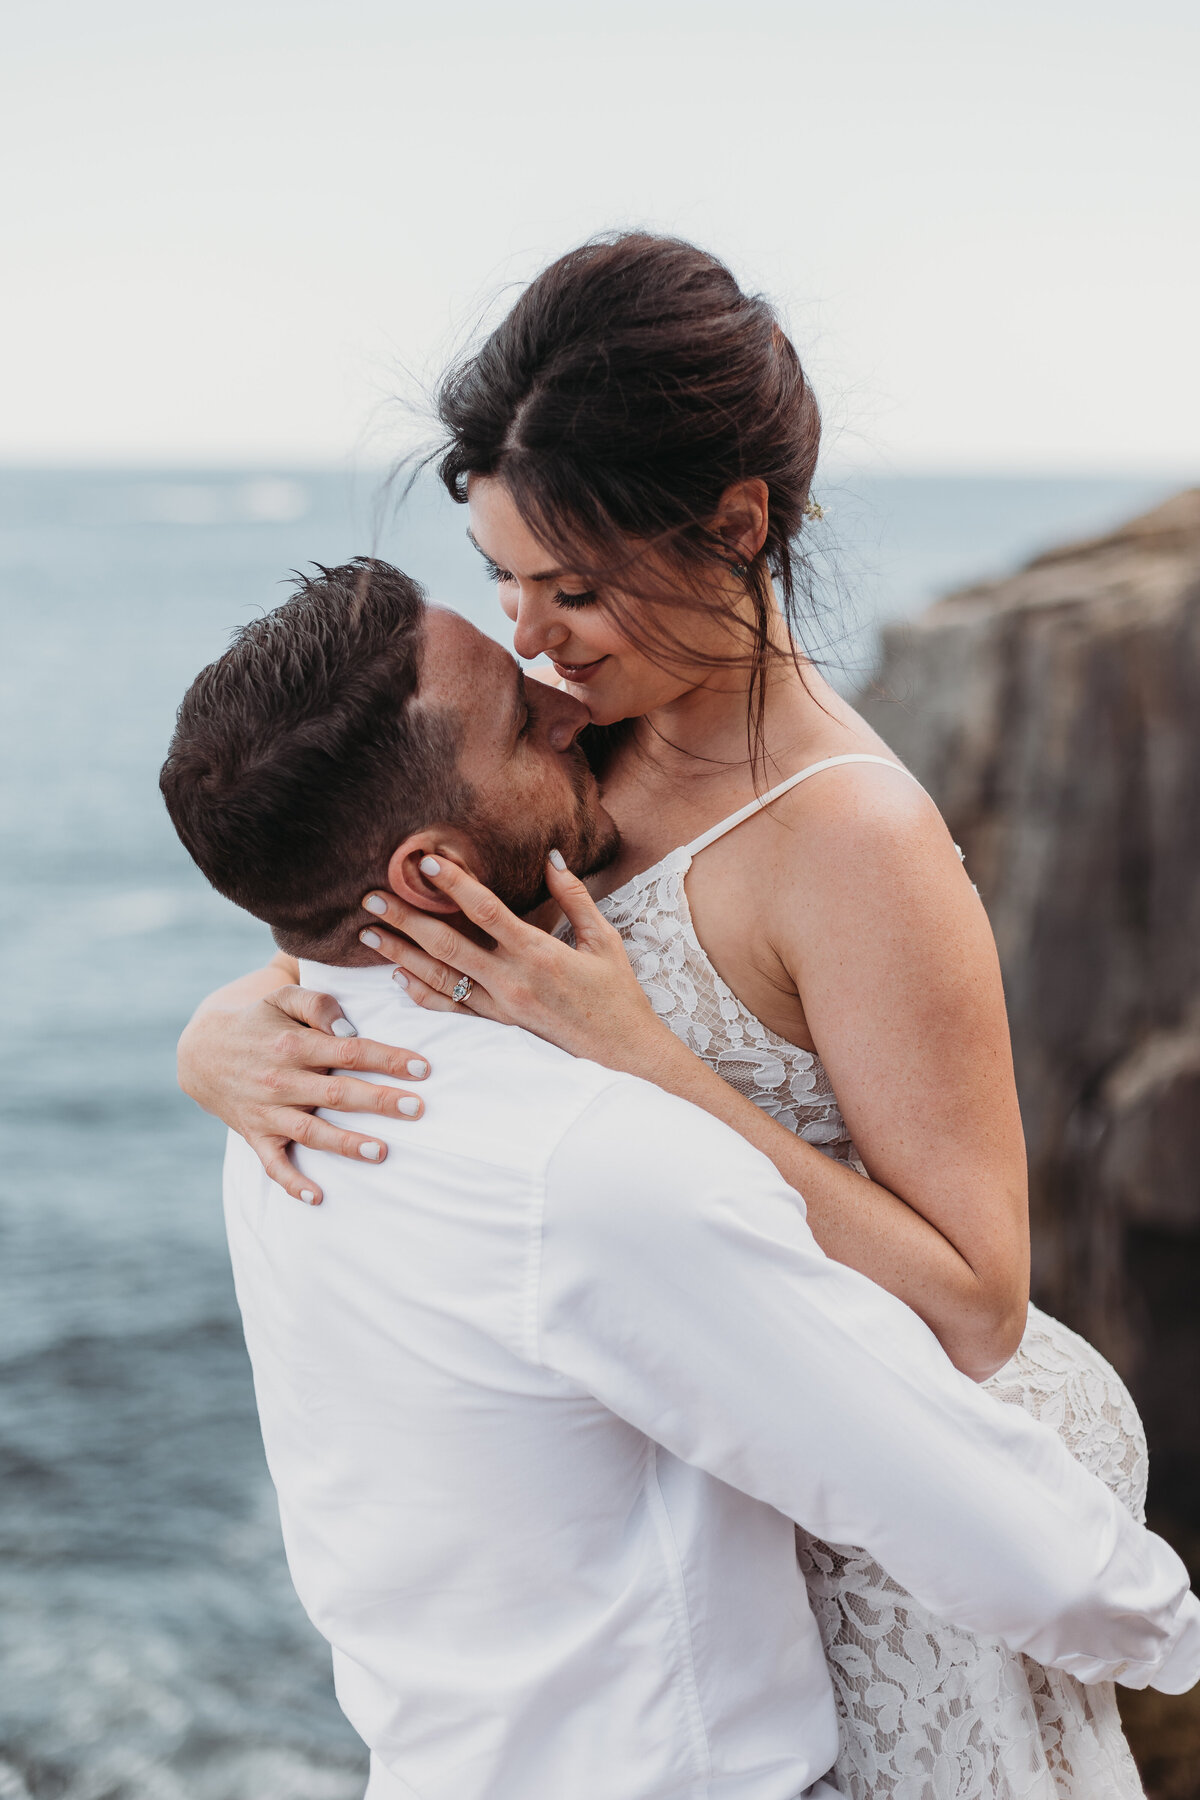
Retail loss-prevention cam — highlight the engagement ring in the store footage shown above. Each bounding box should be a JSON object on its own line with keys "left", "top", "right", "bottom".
{"left": 451, "top": 974, "right": 474, "bottom": 1005}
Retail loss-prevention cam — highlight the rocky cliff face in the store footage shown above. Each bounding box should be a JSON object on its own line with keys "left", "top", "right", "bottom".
{"left": 861, "top": 489, "right": 1200, "bottom": 1515}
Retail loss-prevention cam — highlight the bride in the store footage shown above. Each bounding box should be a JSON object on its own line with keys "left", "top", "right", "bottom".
{"left": 179, "top": 233, "right": 1148, "bottom": 1797}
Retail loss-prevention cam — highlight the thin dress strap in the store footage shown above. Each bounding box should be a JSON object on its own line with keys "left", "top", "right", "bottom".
{"left": 683, "top": 753, "right": 922, "bottom": 857}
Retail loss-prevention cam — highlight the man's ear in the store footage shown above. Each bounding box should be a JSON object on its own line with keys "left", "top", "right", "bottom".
{"left": 384, "top": 830, "right": 476, "bottom": 915}
{"left": 710, "top": 477, "right": 770, "bottom": 564}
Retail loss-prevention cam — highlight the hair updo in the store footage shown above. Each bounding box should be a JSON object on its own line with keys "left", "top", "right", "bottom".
{"left": 434, "top": 231, "right": 824, "bottom": 761}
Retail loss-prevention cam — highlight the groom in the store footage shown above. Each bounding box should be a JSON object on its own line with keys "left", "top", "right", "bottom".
{"left": 162, "top": 560, "right": 1200, "bottom": 1800}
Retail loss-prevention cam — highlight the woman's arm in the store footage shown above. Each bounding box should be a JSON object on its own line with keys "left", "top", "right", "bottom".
{"left": 747, "top": 771, "right": 1030, "bottom": 1380}
{"left": 357, "top": 836, "right": 1028, "bottom": 1382}
{"left": 176, "top": 954, "right": 433, "bottom": 1205}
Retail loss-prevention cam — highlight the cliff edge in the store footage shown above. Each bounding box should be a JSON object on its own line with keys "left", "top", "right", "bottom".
{"left": 861, "top": 489, "right": 1200, "bottom": 1513}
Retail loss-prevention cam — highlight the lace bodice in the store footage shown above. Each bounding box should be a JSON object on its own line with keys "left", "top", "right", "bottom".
{"left": 562, "top": 754, "right": 915, "bottom": 1167}
{"left": 563, "top": 754, "right": 1148, "bottom": 1799}
{"left": 592, "top": 843, "right": 865, "bottom": 1164}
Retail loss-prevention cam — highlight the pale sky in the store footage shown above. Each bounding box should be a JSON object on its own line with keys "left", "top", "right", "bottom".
{"left": 4, "top": 0, "right": 1198, "bottom": 472}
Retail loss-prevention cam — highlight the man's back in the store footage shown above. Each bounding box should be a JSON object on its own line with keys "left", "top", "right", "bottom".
{"left": 224, "top": 963, "right": 836, "bottom": 1800}
{"left": 225, "top": 962, "right": 1200, "bottom": 1800}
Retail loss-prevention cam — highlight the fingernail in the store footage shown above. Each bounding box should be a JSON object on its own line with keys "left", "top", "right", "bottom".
{"left": 360, "top": 929, "right": 382, "bottom": 949}
{"left": 330, "top": 1017, "right": 358, "bottom": 1038}
{"left": 358, "top": 1141, "right": 383, "bottom": 1161}
{"left": 549, "top": 848, "right": 567, "bottom": 871}
{"left": 420, "top": 856, "right": 441, "bottom": 877}
{"left": 300, "top": 1188, "right": 317, "bottom": 1204}
{"left": 363, "top": 894, "right": 388, "bottom": 915}
{"left": 406, "top": 1058, "right": 428, "bottom": 1078}
{"left": 396, "top": 1096, "right": 421, "bottom": 1117}
{"left": 392, "top": 969, "right": 409, "bottom": 990}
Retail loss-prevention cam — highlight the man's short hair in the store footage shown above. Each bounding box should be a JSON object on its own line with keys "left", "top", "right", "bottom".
{"left": 160, "top": 558, "right": 471, "bottom": 958}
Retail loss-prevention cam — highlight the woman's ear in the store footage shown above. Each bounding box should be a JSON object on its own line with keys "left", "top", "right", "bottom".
{"left": 385, "top": 834, "right": 473, "bottom": 915}
{"left": 711, "top": 477, "right": 770, "bottom": 563}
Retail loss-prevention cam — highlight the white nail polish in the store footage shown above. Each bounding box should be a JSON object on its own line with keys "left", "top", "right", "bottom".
{"left": 330, "top": 1017, "right": 357, "bottom": 1038}
{"left": 392, "top": 970, "right": 409, "bottom": 989}
{"left": 396, "top": 1097, "right": 421, "bottom": 1117}
{"left": 364, "top": 894, "right": 388, "bottom": 914}
{"left": 549, "top": 848, "right": 566, "bottom": 871}
{"left": 358, "top": 1142, "right": 383, "bottom": 1161}
{"left": 300, "top": 1189, "right": 316, "bottom": 1204}
{"left": 406, "top": 1058, "right": 428, "bottom": 1078}
{"left": 360, "top": 929, "right": 382, "bottom": 949}
{"left": 420, "top": 856, "right": 441, "bottom": 876}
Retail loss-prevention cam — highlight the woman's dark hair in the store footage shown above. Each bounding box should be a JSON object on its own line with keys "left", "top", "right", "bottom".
{"left": 433, "top": 231, "right": 823, "bottom": 772}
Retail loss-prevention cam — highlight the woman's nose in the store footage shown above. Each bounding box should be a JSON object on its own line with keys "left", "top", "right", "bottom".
{"left": 511, "top": 587, "right": 570, "bottom": 662}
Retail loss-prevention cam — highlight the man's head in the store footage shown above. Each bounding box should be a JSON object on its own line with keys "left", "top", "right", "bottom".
{"left": 160, "top": 558, "right": 620, "bottom": 962}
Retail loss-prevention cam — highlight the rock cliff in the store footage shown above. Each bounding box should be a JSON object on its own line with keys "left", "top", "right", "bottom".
{"left": 860, "top": 489, "right": 1200, "bottom": 1515}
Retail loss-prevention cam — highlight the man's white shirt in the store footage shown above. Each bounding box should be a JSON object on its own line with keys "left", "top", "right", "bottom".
{"left": 223, "top": 961, "right": 1200, "bottom": 1800}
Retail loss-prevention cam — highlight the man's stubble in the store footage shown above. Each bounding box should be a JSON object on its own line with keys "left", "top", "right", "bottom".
{"left": 477, "top": 747, "right": 621, "bottom": 920}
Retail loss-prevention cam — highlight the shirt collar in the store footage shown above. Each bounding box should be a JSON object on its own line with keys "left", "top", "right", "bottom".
{"left": 297, "top": 958, "right": 418, "bottom": 1010}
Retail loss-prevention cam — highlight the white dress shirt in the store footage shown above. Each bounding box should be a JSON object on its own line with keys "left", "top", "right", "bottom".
{"left": 223, "top": 961, "right": 1200, "bottom": 1800}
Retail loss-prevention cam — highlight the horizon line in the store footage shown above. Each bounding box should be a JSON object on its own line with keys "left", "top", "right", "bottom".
{"left": 0, "top": 459, "right": 1194, "bottom": 485}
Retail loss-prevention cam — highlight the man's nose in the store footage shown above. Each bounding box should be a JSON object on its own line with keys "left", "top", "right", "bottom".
{"left": 511, "top": 587, "right": 571, "bottom": 662}
{"left": 544, "top": 689, "right": 590, "bottom": 753}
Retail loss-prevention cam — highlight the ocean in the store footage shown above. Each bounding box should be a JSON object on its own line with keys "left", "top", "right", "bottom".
{"left": 0, "top": 466, "right": 1180, "bottom": 1797}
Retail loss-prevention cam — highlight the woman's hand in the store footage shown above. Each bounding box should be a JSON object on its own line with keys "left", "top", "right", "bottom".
{"left": 358, "top": 853, "right": 681, "bottom": 1079}
{"left": 177, "top": 983, "right": 433, "bottom": 1206}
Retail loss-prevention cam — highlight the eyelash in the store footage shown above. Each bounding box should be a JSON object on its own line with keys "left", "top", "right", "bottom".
{"left": 484, "top": 563, "right": 597, "bottom": 611}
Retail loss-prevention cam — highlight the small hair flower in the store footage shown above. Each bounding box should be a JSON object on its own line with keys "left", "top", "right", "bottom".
{"left": 803, "top": 498, "right": 825, "bottom": 521}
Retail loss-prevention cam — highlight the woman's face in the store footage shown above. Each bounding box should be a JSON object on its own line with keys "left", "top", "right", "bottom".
{"left": 467, "top": 476, "right": 734, "bottom": 727}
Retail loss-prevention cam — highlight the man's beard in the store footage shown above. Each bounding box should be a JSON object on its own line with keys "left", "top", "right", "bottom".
{"left": 476, "top": 749, "right": 621, "bottom": 919}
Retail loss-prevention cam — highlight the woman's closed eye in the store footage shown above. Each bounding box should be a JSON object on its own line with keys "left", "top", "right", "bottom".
{"left": 480, "top": 555, "right": 596, "bottom": 610}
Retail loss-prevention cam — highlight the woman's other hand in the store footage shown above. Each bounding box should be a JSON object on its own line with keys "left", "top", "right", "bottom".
{"left": 176, "top": 981, "right": 432, "bottom": 1206}
{"left": 358, "top": 855, "right": 678, "bottom": 1078}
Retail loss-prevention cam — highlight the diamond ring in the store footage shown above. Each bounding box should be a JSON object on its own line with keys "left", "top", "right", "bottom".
{"left": 451, "top": 974, "right": 474, "bottom": 1005}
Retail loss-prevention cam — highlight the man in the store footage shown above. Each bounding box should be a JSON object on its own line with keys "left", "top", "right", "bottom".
{"left": 162, "top": 560, "right": 1200, "bottom": 1800}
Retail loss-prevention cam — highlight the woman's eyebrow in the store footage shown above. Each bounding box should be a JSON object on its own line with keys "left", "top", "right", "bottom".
{"left": 466, "top": 529, "right": 563, "bottom": 584}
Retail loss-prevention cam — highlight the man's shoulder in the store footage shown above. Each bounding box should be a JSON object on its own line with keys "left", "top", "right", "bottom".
{"left": 543, "top": 1067, "right": 790, "bottom": 1224}
{"left": 422, "top": 1016, "right": 634, "bottom": 1173}
{"left": 306, "top": 978, "right": 632, "bottom": 1173}
{"left": 316, "top": 1000, "right": 639, "bottom": 1179}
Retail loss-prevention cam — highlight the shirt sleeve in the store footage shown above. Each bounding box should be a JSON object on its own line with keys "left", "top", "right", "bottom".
{"left": 538, "top": 1078, "right": 1200, "bottom": 1694}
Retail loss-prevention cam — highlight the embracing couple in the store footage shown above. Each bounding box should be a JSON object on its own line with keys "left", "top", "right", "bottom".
{"left": 162, "top": 235, "right": 1198, "bottom": 1799}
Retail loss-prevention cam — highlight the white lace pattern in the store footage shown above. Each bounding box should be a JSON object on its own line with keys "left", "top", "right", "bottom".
{"left": 563, "top": 838, "right": 1148, "bottom": 1799}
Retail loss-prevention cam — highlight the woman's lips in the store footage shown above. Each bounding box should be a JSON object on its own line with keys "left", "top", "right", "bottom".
{"left": 551, "top": 655, "right": 609, "bottom": 684}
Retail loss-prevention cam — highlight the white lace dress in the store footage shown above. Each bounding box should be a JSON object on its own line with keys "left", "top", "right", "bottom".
{"left": 563, "top": 756, "right": 1148, "bottom": 1800}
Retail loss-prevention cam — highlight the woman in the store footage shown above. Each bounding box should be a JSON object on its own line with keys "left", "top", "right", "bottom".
{"left": 180, "top": 234, "right": 1148, "bottom": 1796}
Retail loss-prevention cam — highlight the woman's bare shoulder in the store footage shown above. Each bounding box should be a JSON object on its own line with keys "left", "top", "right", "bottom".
{"left": 757, "top": 750, "right": 975, "bottom": 948}
{"left": 768, "top": 744, "right": 947, "bottom": 849}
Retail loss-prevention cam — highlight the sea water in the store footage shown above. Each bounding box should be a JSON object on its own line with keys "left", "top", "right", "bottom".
{"left": 0, "top": 466, "right": 1177, "bottom": 1797}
